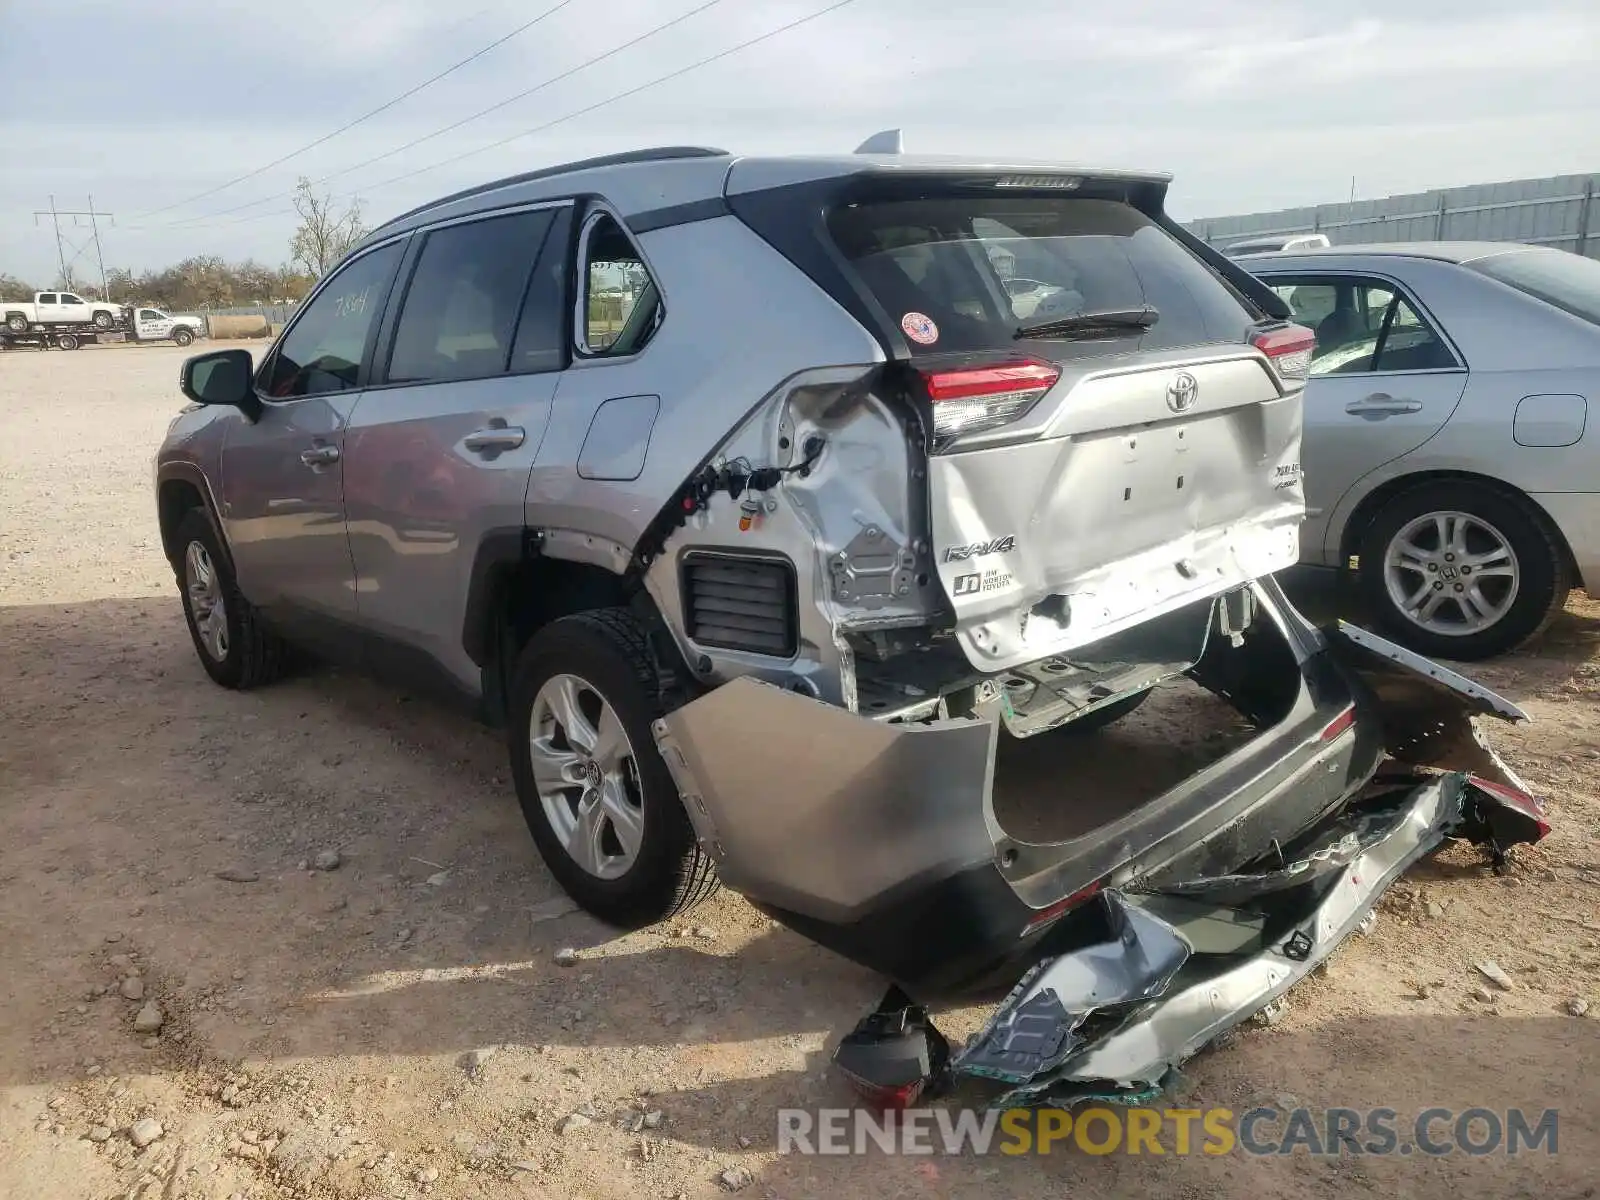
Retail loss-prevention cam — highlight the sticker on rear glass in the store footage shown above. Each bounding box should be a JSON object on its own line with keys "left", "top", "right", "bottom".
{"left": 901, "top": 311, "right": 939, "bottom": 345}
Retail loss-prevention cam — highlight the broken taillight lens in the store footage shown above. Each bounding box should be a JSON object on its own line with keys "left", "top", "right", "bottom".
{"left": 832, "top": 986, "right": 951, "bottom": 1110}
{"left": 1466, "top": 774, "right": 1551, "bottom": 839}
{"left": 1251, "top": 324, "right": 1316, "bottom": 381}
{"left": 918, "top": 359, "right": 1061, "bottom": 447}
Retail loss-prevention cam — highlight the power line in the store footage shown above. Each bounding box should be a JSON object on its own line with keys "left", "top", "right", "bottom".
{"left": 33, "top": 197, "right": 115, "bottom": 297}
{"left": 127, "top": 0, "right": 862, "bottom": 241}
{"left": 132, "top": 0, "right": 576, "bottom": 221}
{"left": 361, "top": 0, "right": 862, "bottom": 195}
{"left": 162, "top": 0, "right": 730, "bottom": 229}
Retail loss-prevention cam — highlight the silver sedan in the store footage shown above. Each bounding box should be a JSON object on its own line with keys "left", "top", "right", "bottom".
{"left": 1241, "top": 241, "right": 1600, "bottom": 660}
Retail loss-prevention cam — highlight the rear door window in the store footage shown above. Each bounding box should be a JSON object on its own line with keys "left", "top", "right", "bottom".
{"left": 827, "top": 196, "right": 1254, "bottom": 358}
{"left": 386, "top": 208, "right": 556, "bottom": 384}
{"left": 1263, "top": 275, "right": 1459, "bottom": 375}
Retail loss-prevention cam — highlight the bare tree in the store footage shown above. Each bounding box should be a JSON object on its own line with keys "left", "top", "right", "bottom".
{"left": 289, "top": 177, "right": 366, "bottom": 279}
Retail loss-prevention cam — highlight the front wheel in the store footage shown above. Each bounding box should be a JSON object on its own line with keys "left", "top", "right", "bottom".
{"left": 172, "top": 509, "right": 290, "bottom": 688}
{"left": 173, "top": 327, "right": 194, "bottom": 347}
{"left": 1357, "top": 481, "right": 1569, "bottom": 660}
{"left": 92, "top": 310, "right": 115, "bottom": 329}
{"left": 507, "top": 609, "right": 718, "bottom": 927}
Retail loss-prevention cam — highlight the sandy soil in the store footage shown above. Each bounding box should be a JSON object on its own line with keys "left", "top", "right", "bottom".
{"left": 1, "top": 341, "right": 1596, "bottom": 1199}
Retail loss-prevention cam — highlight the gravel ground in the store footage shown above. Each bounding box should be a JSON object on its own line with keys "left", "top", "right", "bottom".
{"left": 1, "top": 341, "right": 1596, "bottom": 1199}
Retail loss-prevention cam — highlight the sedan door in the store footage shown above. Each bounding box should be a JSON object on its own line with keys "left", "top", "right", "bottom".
{"left": 1258, "top": 271, "right": 1470, "bottom": 566}
{"left": 218, "top": 238, "right": 407, "bottom": 651}
{"left": 340, "top": 203, "right": 573, "bottom": 701}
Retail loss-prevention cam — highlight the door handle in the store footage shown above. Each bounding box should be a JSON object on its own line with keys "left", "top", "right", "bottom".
{"left": 300, "top": 444, "right": 340, "bottom": 466}
{"left": 463, "top": 426, "right": 526, "bottom": 452}
{"left": 1345, "top": 392, "right": 1422, "bottom": 417}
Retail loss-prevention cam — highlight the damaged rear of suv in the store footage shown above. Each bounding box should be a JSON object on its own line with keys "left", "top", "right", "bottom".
{"left": 158, "top": 137, "right": 1549, "bottom": 1096}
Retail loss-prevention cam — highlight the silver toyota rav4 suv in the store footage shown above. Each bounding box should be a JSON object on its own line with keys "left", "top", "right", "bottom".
{"left": 157, "top": 137, "right": 1547, "bottom": 1102}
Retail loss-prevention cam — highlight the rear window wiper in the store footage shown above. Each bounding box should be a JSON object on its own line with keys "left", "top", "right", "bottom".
{"left": 1015, "top": 305, "right": 1160, "bottom": 340}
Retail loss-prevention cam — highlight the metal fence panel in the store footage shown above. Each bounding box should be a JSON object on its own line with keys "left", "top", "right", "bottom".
{"left": 1186, "top": 172, "right": 1598, "bottom": 258}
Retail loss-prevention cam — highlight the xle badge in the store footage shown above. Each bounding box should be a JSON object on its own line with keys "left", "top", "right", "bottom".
{"left": 943, "top": 535, "right": 1016, "bottom": 563}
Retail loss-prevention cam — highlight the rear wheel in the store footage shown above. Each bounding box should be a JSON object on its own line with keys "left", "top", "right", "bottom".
{"left": 172, "top": 509, "right": 290, "bottom": 688}
{"left": 4, "top": 313, "right": 26, "bottom": 333}
{"left": 1357, "top": 480, "right": 1569, "bottom": 660}
{"left": 92, "top": 310, "right": 115, "bottom": 329}
{"left": 507, "top": 609, "right": 718, "bottom": 927}
{"left": 56, "top": 332, "right": 80, "bottom": 351}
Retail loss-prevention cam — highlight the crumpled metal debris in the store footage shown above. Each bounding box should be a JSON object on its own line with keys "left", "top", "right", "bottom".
{"left": 832, "top": 768, "right": 1550, "bottom": 1112}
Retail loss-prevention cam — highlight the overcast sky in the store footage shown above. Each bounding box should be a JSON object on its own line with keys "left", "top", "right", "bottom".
{"left": 2, "top": 0, "right": 1597, "bottom": 284}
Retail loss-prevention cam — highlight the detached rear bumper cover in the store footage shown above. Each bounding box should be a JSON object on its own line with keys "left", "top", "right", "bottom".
{"left": 949, "top": 771, "right": 1548, "bottom": 1108}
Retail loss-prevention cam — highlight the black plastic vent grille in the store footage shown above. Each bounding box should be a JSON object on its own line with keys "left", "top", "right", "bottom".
{"left": 682, "top": 553, "right": 798, "bottom": 658}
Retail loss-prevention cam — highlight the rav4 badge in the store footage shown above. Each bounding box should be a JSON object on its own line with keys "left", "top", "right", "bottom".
{"left": 943, "top": 535, "right": 1017, "bottom": 563}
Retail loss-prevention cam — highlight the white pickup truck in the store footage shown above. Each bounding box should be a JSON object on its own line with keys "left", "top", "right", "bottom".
{"left": 2, "top": 291, "right": 125, "bottom": 332}
{"left": 128, "top": 306, "right": 204, "bottom": 346}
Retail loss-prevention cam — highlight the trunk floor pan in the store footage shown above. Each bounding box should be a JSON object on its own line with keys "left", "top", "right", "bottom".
{"left": 992, "top": 680, "right": 1257, "bottom": 843}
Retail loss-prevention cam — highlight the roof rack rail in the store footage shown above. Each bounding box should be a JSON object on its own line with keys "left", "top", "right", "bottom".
{"left": 373, "top": 145, "right": 731, "bottom": 233}
{"left": 854, "top": 129, "right": 904, "bottom": 154}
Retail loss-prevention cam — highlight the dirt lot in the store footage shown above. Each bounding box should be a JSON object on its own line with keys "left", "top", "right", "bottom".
{"left": 2, "top": 342, "right": 1597, "bottom": 1199}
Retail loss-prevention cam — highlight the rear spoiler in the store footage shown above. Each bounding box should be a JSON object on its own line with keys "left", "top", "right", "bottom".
{"left": 1155, "top": 214, "right": 1293, "bottom": 322}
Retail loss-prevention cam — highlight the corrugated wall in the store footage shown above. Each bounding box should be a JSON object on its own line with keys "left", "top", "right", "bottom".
{"left": 1186, "top": 173, "right": 1599, "bottom": 258}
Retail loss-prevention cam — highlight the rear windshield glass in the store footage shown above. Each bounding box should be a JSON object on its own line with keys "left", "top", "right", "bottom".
{"left": 1467, "top": 249, "right": 1600, "bottom": 327}
{"left": 826, "top": 196, "right": 1254, "bottom": 357}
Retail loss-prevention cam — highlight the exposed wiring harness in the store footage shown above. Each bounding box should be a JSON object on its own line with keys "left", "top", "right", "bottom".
{"left": 674, "top": 433, "right": 827, "bottom": 516}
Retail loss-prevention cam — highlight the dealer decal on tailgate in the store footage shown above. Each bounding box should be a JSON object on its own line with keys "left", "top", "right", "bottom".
{"left": 953, "top": 568, "right": 1015, "bottom": 596}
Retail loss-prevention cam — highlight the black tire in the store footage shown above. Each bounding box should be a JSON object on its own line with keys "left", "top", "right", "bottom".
{"left": 1356, "top": 480, "right": 1569, "bottom": 661}
{"left": 173, "top": 327, "right": 194, "bottom": 347}
{"left": 56, "top": 332, "right": 80, "bottom": 351}
{"left": 4, "top": 313, "right": 26, "bottom": 333}
{"left": 172, "top": 508, "right": 290, "bottom": 689}
{"left": 507, "top": 608, "right": 718, "bottom": 927}
{"left": 92, "top": 310, "right": 115, "bottom": 329}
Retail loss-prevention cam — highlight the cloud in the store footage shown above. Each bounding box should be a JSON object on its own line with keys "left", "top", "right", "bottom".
{"left": 0, "top": 0, "right": 1596, "bottom": 280}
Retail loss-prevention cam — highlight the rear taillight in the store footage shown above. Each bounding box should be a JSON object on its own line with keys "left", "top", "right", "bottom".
{"left": 918, "top": 359, "right": 1061, "bottom": 449}
{"left": 1251, "top": 323, "right": 1316, "bottom": 381}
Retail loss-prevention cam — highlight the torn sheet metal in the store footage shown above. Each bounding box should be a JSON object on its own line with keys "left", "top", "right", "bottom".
{"left": 955, "top": 895, "right": 1191, "bottom": 1085}
{"left": 1325, "top": 620, "right": 1530, "bottom": 791}
{"left": 947, "top": 771, "right": 1545, "bottom": 1109}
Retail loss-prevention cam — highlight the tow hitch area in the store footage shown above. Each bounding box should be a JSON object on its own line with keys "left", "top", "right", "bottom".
{"left": 832, "top": 770, "right": 1550, "bottom": 1111}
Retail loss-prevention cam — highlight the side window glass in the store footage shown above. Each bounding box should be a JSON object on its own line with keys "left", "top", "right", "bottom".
{"left": 139, "top": 309, "right": 161, "bottom": 321}
{"left": 38, "top": 293, "right": 57, "bottom": 304}
{"left": 263, "top": 241, "right": 402, "bottom": 399}
{"left": 580, "top": 213, "right": 660, "bottom": 356}
{"left": 1269, "top": 275, "right": 1458, "bottom": 377}
{"left": 1371, "top": 294, "right": 1455, "bottom": 372}
{"left": 510, "top": 206, "right": 573, "bottom": 375}
{"left": 61, "top": 294, "right": 84, "bottom": 305}
{"left": 386, "top": 209, "right": 554, "bottom": 385}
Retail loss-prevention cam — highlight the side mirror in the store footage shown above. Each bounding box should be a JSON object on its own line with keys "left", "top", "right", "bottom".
{"left": 180, "top": 349, "right": 261, "bottom": 421}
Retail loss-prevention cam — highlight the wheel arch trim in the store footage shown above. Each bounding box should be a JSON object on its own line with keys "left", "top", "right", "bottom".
{"left": 156, "top": 462, "right": 235, "bottom": 574}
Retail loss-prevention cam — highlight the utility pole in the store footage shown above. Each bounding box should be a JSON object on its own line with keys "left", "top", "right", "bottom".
{"left": 33, "top": 197, "right": 116, "bottom": 299}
